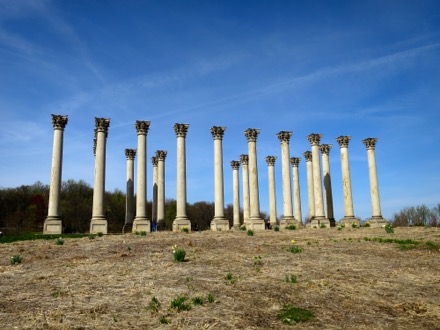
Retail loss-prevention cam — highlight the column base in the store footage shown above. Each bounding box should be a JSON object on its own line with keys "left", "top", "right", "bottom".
{"left": 231, "top": 224, "right": 242, "bottom": 231}
{"left": 368, "top": 216, "right": 388, "bottom": 228}
{"left": 328, "top": 218, "right": 336, "bottom": 227}
{"left": 280, "top": 216, "right": 302, "bottom": 229}
{"left": 308, "top": 217, "right": 330, "bottom": 228}
{"left": 173, "top": 217, "right": 191, "bottom": 232}
{"left": 43, "top": 217, "right": 62, "bottom": 234}
{"left": 132, "top": 217, "right": 151, "bottom": 233}
{"left": 156, "top": 219, "right": 167, "bottom": 231}
{"left": 246, "top": 217, "right": 266, "bottom": 231}
{"left": 340, "top": 216, "right": 360, "bottom": 227}
{"left": 211, "top": 218, "right": 230, "bottom": 231}
{"left": 122, "top": 223, "right": 133, "bottom": 233}
{"left": 90, "top": 217, "right": 108, "bottom": 234}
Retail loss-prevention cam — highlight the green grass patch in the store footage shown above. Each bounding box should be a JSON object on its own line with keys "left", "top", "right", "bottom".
{"left": 277, "top": 304, "right": 314, "bottom": 324}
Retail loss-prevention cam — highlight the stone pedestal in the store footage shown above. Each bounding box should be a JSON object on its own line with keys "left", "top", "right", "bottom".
{"left": 44, "top": 114, "right": 68, "bottom": 234}
{"left": 90, "top": 117, "right": 110, "bottom": 234}
{"left": 210, "top": 126, "right": 229, "bottom": 231}
{"left": 240, "top": 154, "right": 250, "bottom": 225}
{"left": 303, "top": 151, "right": 315, "bottom": 226}
{"left": 336, "top": 136, "right": 358, "bottom": 226}
{"left": 266, "top": 156, "right": 278, "bottom": 228}
{"left": 156, "top": 150, "right": 167, "bottom": 230}
{"left": 363, "top": 138, "right": 387, "bottom": 227}
{"left": 231, "top": 161, "right": 241, "bottom": 229}
{"left": 307, "top": 133, "right": 330, "bottom": 228}
{"left": 244, "top": 128, "right": 265, "bottom": 230}
{"left": 320, "top": 144, "right": 336, "bottom": 227}
{"left": 133, "top": 120, "right": 151, "bottom": 233}
{"left": 290, "top": 157, "right": 303, "bottom": 227}
{"left": 173, "top": 124, "right": 191, "bottom": 232}
{"left": 123, "top": 149, "right": 136, "bottom": 233}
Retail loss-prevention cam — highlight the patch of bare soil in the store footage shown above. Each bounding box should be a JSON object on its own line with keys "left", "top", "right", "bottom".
{"left": 1, "top": 227, "right": 439, "bottom": 329}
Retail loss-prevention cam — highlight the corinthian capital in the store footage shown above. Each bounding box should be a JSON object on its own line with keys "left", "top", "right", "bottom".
{"left": 210, "top": 126, "right": 226, "bottom": 140}
{"left": 303, "top": 151, "right": 313, "bottom": 162}
{"left": 95, "top": 117, "right": 110, "bottom": 134}
{"left": 265, "top": 156, "right": 276, "bottom": 166}
{"left": 135, "top": 120, "right": 150, "bottom": 135}
{"left": 239, "top": 154, "right": 249, "bottom": 165}
{"left": 174, "top": 123, "right": 189, "bottom": 137}
{"left": 230, "top": 160, "right": 240, "bottom": 170}
{"left": 51, "top": 114, "right": 68, "bottom": 130}
{"left": 320, "top": 144, "right": 332, "bottom": 155}
{"left": 151, "top": 156, "right": 158, "bottom": 167}
{"left": 125, "top": 149, "right": 136, "bottom": 160}
{"left": 277, "top": 131, "right": 292, "bottom": 144}
{"left": 290, "top": 157, "right": 301, "bottom": 167}
{"left": 336, "top": 136, "right": 351, "bottom": 148}
{"left": 244, "top": 128, "right": 260, "bottom": 142}
{"left": 156, "top": 150, "right": 167, "bottom": 161}
{"left": 362, "top": 137, "right": 378, "bottom": 150}
{"left": 307, "top": 133, "right": 322, "bottom": 146}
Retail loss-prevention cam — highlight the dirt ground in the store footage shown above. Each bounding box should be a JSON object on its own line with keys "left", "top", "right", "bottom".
{"left": 1, "top": 227, "right": 439, "bottom": 330}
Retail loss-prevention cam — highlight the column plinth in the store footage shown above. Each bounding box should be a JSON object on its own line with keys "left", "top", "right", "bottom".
{"left": 303, "top": 151, "right": 315, "bottom": 227}
{"left": 156, "top": 150, "right": 167, "bottom": 230}
{"left": 123, "top": 149, "right": 136, "bottom": 233}
{"left": 320, "top": 144, "right": 336, "bottom": 227}
{"left": 173, "top": 124, "right": 191, "bottom": 232}
{"left": 363, "top": 138, "right": 387, "bottom": 227}
{"left": 244, "top": 128, "right": 265, "bottom": 230}
{"left": 90, "top": 117, "right": 110, "bottom": 234}
{"left": 336, "top": 136, "right": 359, "bottom": 226}
{"left": 240, "top": 154, "right": 250, "bottom": 225}
{"left": 307, "top": 133, "right": 330, "bottom": 228}
{"left": 210, "top": 126, "right": 229, "bottom": 231}
{"left": 133, "top": 120, "right": 151, "bottom": 233}
{"left": 230, "top": 161, "right": 241, "bottom": 229}
{"left": 266, "top": 156, "right": 278, "bottom": 228}
{"left": 290, "top": 157, "right": 303, "bottom": 227}
{"left": 44, "top": 114, "right": 68, "bottom": 234}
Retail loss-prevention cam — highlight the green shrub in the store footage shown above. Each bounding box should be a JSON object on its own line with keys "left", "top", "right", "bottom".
{"left": 385, "top": 223, "right": 394, "bottom": 234}
{"left": 55, "top": 237, "right": 64, "bottom": 245}
{"left": 239, "top": 225, "right": 246, "bottom": 231}
{"left": 285, "top": 225, "right": 296, "bottom": 230}
{"left": 172, "top": 245, "right": 186, "bottom": 262}
{"left": 207, "top": 293, "right": 215, "bottom": 303}
{"left": 273, "top": 226, "right": 280, "bottom": 232}
{"left": 277, "top": 304, "right": 314, "bottom": 324}
{"left": 159, "top": 316, "right": 170, "bottom": 324}
{"left": 320, "top": 223, "right": 326, "bottom": 229}
{"left": 247, "top": 229, "right": 254, "bottom": 236}
{"left": 181, "top": 226, "right": 189, "bottom": 233}
{"left": 97, "top": 232, "right": 104, "bottom": 237}
{"left": 192, "top": 296, "right": 204, "bottom": 305}
{"left": 146, "top": 296, "right": 161, "bottom": 313}
{"left": 170, "top": 295, "right": 191, "bottom": 311}
{"left": 285, "top": 274, "right": 297, "bottom": 283}
{"left": 10, "top": 255, "right": 22, "bottom": 265}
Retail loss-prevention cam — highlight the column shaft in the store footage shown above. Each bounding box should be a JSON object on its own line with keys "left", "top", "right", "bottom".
{"left": 303, "top": 151, "right": 315, "bottom": 221}
{"left": 156, "top": 151, "right": 167, "bottom": 230}
{"left": 320, "top": 144, "right": 335, "bottom": 227}
{"left": 266, "top": 156, "right": 277, "bottom": 227}
{"left": 123, "top": 149, "right": 136, "bottom": 233}
{"left": 277, "top": 131, "right": 294, "bottom": 222}
{"left": 240, "top": 154, "right": 250, "bottom": 224}
{"left": 291, "top": 157, "right": 303, "bottom": 225}
{"left": 151, "top": 157, "right": 158, "bottom": 227}
{"left": 231, "top": 161, "right": 241, "bottom": 229}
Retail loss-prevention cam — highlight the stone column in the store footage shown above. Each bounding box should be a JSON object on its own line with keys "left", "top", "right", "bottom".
{"left": 90, "top": 117, "right": 110, "bottom": 234}
{"left": 336, "top": 136, "right": 358, "bottom": 225}
{"left": 44, "top": 114, "right": 68, "bottom": 234}
{"left": 230, "top": 161, "right": 241, "bottom": 229}
{"left": 362, "top": 138, "right": 387, "bottom": 227}
{"left": 290, "top": 157, "right": 303, "bottom": 226}
{"left": 276, "top": 131, "right": 298, "bottom": 228}
{"left": 133, "top": 120, "right": 151, "bottom": 232}
{"left": 123, "top": 149, "right": 136, "bottom": 233}
{"left": 303, "top": 151, "right": 315, "bottom": 226}
{"left": 173, "top": 123, "right": 191, "bottom": 231}
{"left": 320, "top": 144, "right": 336, "bottom": 227}
{"left": 239, "top": 154, "right": 250, "bottom": 225}
{"left": 151, "top": 156, "right": 158, "bottom": 230}
{"left": 307, "top": 133, "right": 329, "bottom": 227}
{"left": 210, "top": 126, "right": 229, "bottom": 231}
{"left": 244, "top": 128, "right": 265, "bottom": 230}
{"left": 266, "top": 156, "right": 277, "bottom": 228}
{"left": 156, "top": 150, "right": 168, "bottom": 230}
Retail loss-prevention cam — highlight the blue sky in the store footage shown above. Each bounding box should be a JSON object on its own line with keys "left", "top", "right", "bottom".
{"left": 1, "top": 0, "right": 439, "bottom": 222}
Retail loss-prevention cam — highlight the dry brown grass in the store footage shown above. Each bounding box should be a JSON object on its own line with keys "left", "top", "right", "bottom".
{"left": 1, "top": 227, "right": 439, "bottom": 329}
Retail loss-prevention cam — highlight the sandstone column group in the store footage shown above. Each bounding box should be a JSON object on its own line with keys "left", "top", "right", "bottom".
{"left": 45, "top": 114, "right": 387, "bottom": 233}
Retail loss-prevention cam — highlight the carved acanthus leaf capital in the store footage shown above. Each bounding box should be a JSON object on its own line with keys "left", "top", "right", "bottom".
{"left": 210, "top": 126, "right": 226, "bottom": 140}
{"left": 320, "top": 144, "right": 332, "bottom": 155}
{"left": 244, "top": 128, "right": 260, "bottom": 142}
{"left": 290, "top": 157, "right": 301, "bottom": 167}
{"left": 174, "top": 123, "right": 189, "bottom": 137}
{"left": 336, "top": 135, "right": 351, "bottom": 148}
{"left": 51, "top": 114, "right": 68, "bottom": 130}
{"left": 125, "top": 149, "right": 136, "bottom": 160}
{"left": 151, "top": 156, "right": 158, "bottom": 166}
{"left": 303, "top": 151, "right": 313, "bottom": 162}
{"left": 307, "top": 133, "right": 322, "bottom": 146}
{"left": 230, "top": 160, "right": 240, "bottom": 170}
{"left": 95, "top": 117, "right": 110, "bottom": 134}
{"left": 277, "top": 131, "right": 292, "bottom": 144}
{"left": 239, "top": 154, "right": 249, "bottom": 165}
{"left": 155, "top": 150, "right": 168, "bottom": 161}
{"left": 265, "top": 156, "right": 277, "bottom": 166}
{"left": 362, "top": 138, "right": 378, "bottom": 150}
{"left": 135, "top": 120, "right": 150, "bottom": 135}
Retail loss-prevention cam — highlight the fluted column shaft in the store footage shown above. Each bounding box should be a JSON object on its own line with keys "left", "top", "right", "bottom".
{"left": 277, "top": 131, "right": 294, "bottom": 220}
{"left": 231, "top": 161, "right": 241, "bottom": 228}
{"left": 336, "top": 136, "right": 356, "bottom": 221}
{"left": 240, "top": 154, "right": 250, "bottom": 224}
{"left": 156, "top": 151, "right": 167, "bottom": 229}
{"left": 151, "top": 156, "right": 158, "bottom": 225}
{"left": 290, "top": 157, "right": 303, "bottom": 224}
{"left": 134, "top": 121, "right": 150, "bottom": 222}
{"left": 320, "top": 144, "right": 335, "bottom": 226}
{"left": 303, "top": 151, "right": 315, "bottom": 220}
{"left": 44, "top": 115, "right": 68, "bottom": 234}
{"left": 211, "top": 127, "right": 226, "bottom": 220}
{"left": 307, "top": 134, "right": 327, "bottom": 223}
{"left": 123, "top": 149, "right": 136, "bottom": 233}
{"left": 90, "top": 117, "right": 110, "bottom": 233}
{"left": 266, "top": 156, "right": 277, "bottom": 227}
